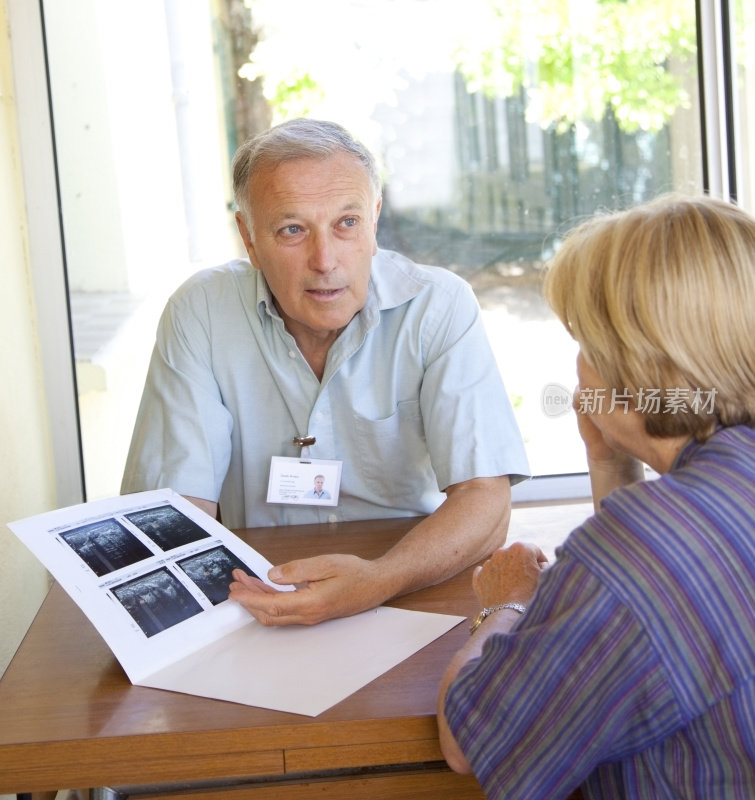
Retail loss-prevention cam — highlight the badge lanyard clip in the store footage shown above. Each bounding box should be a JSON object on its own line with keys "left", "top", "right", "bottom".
{"left": 292, "top": 435, "right": 316, "bottom": 462}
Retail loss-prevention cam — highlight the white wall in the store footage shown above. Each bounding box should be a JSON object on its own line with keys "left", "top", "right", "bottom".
{"left": 45, "top": 0, "right": 191, "bottom": 295}
{"left": 0, "top": 0, "right": 57, "bottom": 677}
{"left": 49, "top": 0, "right": 237, "bottom": 500}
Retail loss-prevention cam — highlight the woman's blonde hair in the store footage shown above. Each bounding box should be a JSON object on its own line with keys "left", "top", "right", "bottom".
{"left": 543, "top": 194, "right": 755, "bottom": 439}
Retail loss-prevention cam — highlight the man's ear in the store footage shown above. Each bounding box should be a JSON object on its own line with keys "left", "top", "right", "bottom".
{"left": 374, "top": 197, "right": 383, "bottom": 229}
{"left": 235, "top": 211, "right": 260, "bottom": 270}
{"left": 372, "top": 197, "right": 383, "bottom": 254}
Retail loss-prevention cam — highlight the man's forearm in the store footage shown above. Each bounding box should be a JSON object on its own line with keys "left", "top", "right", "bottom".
{"left": 183, "top": 495, "right": 219, "bottom": 519}
{"left": 373, "top": 476, "right": 512, "bottom": 601}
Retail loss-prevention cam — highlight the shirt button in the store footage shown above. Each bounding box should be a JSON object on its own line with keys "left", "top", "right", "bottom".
{"left": 328, "top": 514, "right": 338, "bottom": 523}
{"left": 288, "top": 350, "right": 296, "bottom": 359}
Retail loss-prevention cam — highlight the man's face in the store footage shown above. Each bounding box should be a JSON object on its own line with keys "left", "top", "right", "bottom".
{"left": 236, "top": 152, "right": 381, "bottom": 347}
{"left": 314, "top": 476, "right": 324, "bottom": 492}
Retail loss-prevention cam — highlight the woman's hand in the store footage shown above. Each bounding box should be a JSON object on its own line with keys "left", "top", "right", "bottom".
{"left": 573, "top": 384, "right": 645, "bottom": 508}
{"left": 472, "top": 542, "right": 548, "bottom": 609}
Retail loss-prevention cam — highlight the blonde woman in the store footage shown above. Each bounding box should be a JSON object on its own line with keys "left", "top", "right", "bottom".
{"left": 438, "top": 195, "right": 755, "bottom": 799}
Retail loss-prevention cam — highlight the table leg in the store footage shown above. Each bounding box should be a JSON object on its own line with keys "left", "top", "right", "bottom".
{"left": 90, "top": 790, "right": 122, "bottom": 800}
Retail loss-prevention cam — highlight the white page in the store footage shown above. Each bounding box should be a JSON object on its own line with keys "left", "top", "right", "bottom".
{"left": 8, "top": 489, "right": 464, "bottom": 715}
{"left": 140, "top": 605, "right": 462, "bottom": 716}
{"left": 8, "top": 489, "right": 287, "bottom": 682}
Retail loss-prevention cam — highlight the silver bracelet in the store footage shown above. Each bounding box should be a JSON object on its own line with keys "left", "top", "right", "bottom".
{"left": 469, "top": 602, "right": 527, "bottom": 634}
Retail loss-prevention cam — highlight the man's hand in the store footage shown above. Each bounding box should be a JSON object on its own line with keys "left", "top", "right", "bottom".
{"left": 229, "top": 554, "right": 382, "bottom": 626}
{"left": 230, "top": 475, "right": 512, "bottom": 628}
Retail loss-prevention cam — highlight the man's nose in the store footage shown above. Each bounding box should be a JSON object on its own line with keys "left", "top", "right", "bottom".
{"left": 307, "top": 230, "right": 336, "bottom": 272}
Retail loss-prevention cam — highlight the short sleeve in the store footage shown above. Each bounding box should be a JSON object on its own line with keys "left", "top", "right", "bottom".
{"left": 121, "top": 290, "right": 233, "bottom": 501}
{"left": 419, "top": 276, "right": 530, "bottom": 489}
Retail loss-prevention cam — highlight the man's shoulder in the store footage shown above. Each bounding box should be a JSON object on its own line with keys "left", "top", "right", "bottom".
{"left": 373, "top": 248, "right": 468, "bottom": 286}
{"left": 372, "top": 249, "right": 473, "bottom": 309}
{"left": 166, "top": 259, "right": 258, "bottom": 314}
{"left": 171, "top": 258, "right": 254, "bottom": 296}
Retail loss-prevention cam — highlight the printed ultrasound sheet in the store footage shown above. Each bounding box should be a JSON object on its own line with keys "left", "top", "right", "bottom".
{"left": 9, "top": 489, "right": 464, "bottom": 716}
{"left": 9, "top": 490, "right": 278, "bottom": 682}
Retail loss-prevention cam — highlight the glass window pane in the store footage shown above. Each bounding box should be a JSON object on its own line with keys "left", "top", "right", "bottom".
{"left": 241, "top": 0, "right": 703, "bottom": 478}
{"left": 45, "top": 0, "right": 704, "bottom": 499}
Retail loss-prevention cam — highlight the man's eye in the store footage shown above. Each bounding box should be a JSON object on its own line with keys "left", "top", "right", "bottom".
{"left": 341, "top": 217, "right": 358, "bottom": 228}
{"left": 281, "top": 224, "right": 302, "bottom": 235}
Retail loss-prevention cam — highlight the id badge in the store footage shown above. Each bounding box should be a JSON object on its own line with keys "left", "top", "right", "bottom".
{"left": 267, "top": 456, "right": 342, "bottom": 506}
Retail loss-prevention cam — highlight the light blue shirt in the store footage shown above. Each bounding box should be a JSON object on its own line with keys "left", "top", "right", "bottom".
{"left": 122, "top": 250, "right": 530, "bottom": 528}
{"left": 303, "top": 489, "right": 331, "bottom": 500}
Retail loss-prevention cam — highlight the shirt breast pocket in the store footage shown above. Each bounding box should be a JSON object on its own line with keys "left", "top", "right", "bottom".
{"left": 351, "top": 399, "right": 436, "bottom": 508}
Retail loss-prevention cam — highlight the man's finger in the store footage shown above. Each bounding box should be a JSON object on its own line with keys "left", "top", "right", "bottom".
{"left": 230, "top": 569, "right": 278, "bottom": 594}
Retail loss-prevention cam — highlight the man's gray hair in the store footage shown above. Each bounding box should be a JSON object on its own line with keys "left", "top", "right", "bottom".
{"left": 232, "top": 118, "right": 382, "bottom": 223}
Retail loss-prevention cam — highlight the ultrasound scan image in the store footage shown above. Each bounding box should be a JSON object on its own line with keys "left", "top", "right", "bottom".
{"left": 112, "top": 567, "right": 204, "bottom": 637}
{"left": 61, "top": 518, "right": 153, "bottom": 577}
{"left": 125, "top": 505, "right": 211, "bottom": 551}
{"left": 177, "top": 546, "right": 258, "bottom": 605}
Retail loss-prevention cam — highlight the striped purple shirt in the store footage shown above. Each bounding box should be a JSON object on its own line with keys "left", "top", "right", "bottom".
{"left": 445, "top": 425, "right": 755, "bottom": 799}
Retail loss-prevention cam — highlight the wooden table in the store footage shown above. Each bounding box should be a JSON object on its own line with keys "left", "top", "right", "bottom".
{"left": 0, "top": 517, "right": 489, "bottom": 799}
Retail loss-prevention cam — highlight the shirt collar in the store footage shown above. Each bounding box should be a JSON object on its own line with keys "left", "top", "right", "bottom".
{"left": 255, "top": 269, "right": 277, "bottom": 321}
{"left": 369, "top": 248, "right": 428, "bottom": 310}
{"left": 254, "top": 248, "right": 427, "bottom": 326}
{"left": 671, "top": 425, "right": 725, "bottom": 471}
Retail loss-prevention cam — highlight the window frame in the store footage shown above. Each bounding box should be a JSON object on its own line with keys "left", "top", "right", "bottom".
{"left": 8, "top": 0, "right": 85, "bottom": 508}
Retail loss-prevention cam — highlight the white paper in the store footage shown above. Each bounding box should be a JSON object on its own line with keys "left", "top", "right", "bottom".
{"left": 8, "top": 489, "right": 463, "bottom": 716}
{"left": 141, "top": 605, "right": 460, "bottom": 716}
